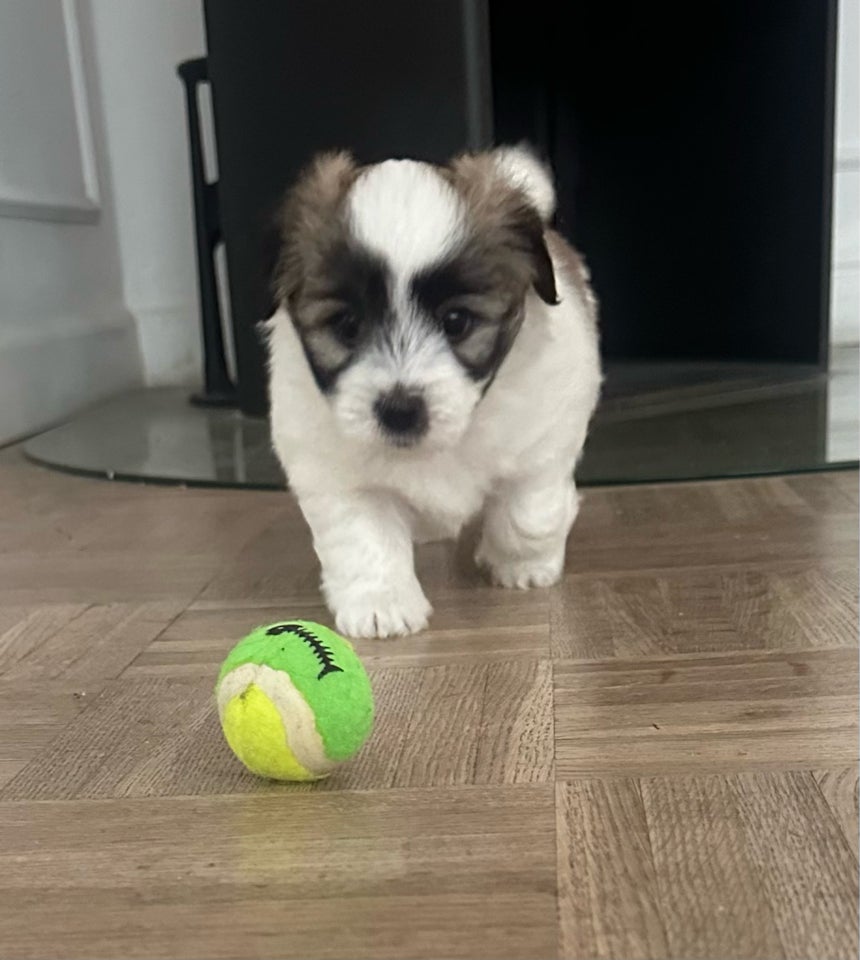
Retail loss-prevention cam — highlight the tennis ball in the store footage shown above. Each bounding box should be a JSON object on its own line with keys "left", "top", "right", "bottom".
{"left": 215, "top": 620, "right": 374, "bottom": 781}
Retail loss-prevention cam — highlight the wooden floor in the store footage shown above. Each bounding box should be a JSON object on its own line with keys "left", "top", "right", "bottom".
{"left": 0, "top": 449, "right": 857, "bottom": 960}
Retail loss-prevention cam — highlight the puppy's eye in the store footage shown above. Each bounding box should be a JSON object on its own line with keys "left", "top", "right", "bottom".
{"left": 441, "top": 308, "right": 474, "bottom": 343}
{"left": 327, "top": 310, "right": 360, "bottom": 348}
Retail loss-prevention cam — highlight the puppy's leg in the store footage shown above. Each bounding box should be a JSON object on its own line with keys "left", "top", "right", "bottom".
{"left": 300, "top": 492, "right": 431, "bottom": 638}
{"left": 476, "top": 474, "right": 579, "bottom": 589}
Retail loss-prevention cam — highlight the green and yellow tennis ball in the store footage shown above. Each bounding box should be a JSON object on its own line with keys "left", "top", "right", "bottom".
{"left": 215, "top": 621, "right": 374, "bottom": 781}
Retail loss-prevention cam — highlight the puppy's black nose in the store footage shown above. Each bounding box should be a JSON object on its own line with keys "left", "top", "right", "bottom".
{"left": 374, "top": 386, "right": 428, "bottom": 441}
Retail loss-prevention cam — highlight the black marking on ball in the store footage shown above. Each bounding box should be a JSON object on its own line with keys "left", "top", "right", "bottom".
{"left": 265, "top": 623, "right": 344, "bottom": 680}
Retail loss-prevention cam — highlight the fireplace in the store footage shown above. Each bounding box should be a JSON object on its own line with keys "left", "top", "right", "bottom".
{"left": 203, "top": 0, "right": 836, "bottom": 415}
{"left": 22, "top": 0, "right": 854, "bottom": 488}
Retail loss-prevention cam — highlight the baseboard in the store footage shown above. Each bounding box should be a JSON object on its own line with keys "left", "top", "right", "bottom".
{"left": 0, "top": 311, "right": 143, "bottom": 445}
{"left": 831, "top": 267, "right": 860, "bottom": 346}
{"left": 131, "top": 302, "right": 203, "bottom": 387}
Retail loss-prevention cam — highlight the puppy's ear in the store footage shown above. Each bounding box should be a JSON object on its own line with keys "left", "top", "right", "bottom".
{"left": 447, "top": 145, "right": 559, "bottom": 305}
{"left": 273, "top": 151, "right": 358, "bottom": 306}
{"left": 490, "top": 144, "right": 556, "bottom": 224}
{"left": 517, "top": 206, "right": 559, "bottom": 305}
{"left": 490, "top": 145, "right": 558, "bottom": 303}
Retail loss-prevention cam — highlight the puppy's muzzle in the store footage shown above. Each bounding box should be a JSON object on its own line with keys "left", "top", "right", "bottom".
{"left": 374, "top": 386, "right": 428, "bottom": 445}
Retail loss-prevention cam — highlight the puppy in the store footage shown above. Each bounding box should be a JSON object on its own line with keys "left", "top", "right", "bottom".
{"left": 266, "top": 145, "right": 601, "bottom": 638}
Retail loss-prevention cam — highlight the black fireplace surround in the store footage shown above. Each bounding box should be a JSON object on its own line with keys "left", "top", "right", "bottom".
{"left": 202, "top": 0, "right": 837, "bottom": 417}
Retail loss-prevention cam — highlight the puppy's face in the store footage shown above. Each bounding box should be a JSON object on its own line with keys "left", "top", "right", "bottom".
{"left": 274, "top": 148, "right": 558, "bottom": 451}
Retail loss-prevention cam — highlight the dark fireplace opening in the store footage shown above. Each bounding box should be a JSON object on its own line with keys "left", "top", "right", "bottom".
{"left": 490, "top": 0, "right": 836, "bottom": 366}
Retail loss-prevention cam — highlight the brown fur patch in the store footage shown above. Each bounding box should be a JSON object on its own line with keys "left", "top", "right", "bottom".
{"left": 270, "top": 149, "right": 585, "bottom": 393}
{"left": 444, "top": 152, "right": 558, "bottom": 305}
{"left": 274, "top": 151, "right": 361, "bottom": 312}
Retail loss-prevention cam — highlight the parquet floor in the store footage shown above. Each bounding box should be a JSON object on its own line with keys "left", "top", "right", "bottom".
{"left": 0, "top": 449, "right": 856, "bottom": 959}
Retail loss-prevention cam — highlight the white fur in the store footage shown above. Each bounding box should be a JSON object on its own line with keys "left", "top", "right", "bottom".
{"left": 348, "top": 160, "right": 464, "bottom": 274}
{"left": 267, "top": 154, "right": 601, "bottom": 639}
{"left": 492, "top": 145, "right": 556, "bottom": 222}
{"left": 339, "top": 162, "right": 480, "bottom": 458}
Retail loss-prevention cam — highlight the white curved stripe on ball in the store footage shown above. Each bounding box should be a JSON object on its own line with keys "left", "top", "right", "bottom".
{"left": 217, "top": 662, "right": 336, "bottom": 775}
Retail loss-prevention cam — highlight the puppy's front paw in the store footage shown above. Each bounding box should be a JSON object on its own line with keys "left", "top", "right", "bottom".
{"left": 475, "top": 546, "right": 564, "bottom": 590}
{"left": 332, "top": 583, "right": 432, "bottom": 639}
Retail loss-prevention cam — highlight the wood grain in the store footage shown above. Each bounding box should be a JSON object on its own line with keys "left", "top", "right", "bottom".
{"left": 641, "top": 775, "right": 785, "bottom": 959}
{"left": 0, "top": 679, "right": 104, "bottom": 766}
{"left": 1, "top": 659, "right": 555, "bottom": 799}
{"left": 563, "top": 476, "right": 857, "bottom": 579}
{"left": 0, "top": 603, "right": 88, "bottom": 674}
{"left": 0, "top": 787, "right": 557, "bottom": 960}
{"left": 813, "top": 766, "right": 859, "bottom": 854}
{"left": 0, "top": 446, "right": 856, "bottom": 959}
{"left": 0, "top": 760, "right": 25, "bottom": 789}
{"left": 554, "top": 648, "right": 858, "bottom": 778}
{"left": 1, "top": 602, "right": 184, "bottom": 681}
{"left": 726, "top": 772, "right": 859, "bottom": 960}
{"left": 551, "top": 562, "right": 858, "bottom": 659}
{"left": 557, "top": 779, "right": 668, "bottom": 959}
{"left": 126, "top": 589, "right": 549, "bottom": 678}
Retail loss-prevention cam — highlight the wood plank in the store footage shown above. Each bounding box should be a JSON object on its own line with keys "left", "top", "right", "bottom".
{"left": 551, "top": 562, "right": 858, "bottom": 660}
{"left": 329, "top": 659, "right": 555, "bottom": 790}
{"left": 728, "top": 772, "right": 859, "bottom": 959}
{"left": 126, "top": 590, "right": 549, "bottom": 679}
{"left": 641, "top": 772, "right": 859, "bottom": 959}
{"left": 0, "top": 679, "right": 104, "bottom": 768}
{"left": 554, "top": 648, "right": 858, "bottom": 777}
{"left": 2, "top": 656, "right": 555, "bottom": 799}
{"left": 0, "top": 603, "right": 89, "bottom": 674}
{"left": 0, "top": 761, "right": 25, "bottom": 789}
{"left": 557, "top": 779, "right": 668, "bottom": 959}
{"left": 0, "top": 553, "right": 217, "bottom": 605}
{"left": 563, "top": 478, "right": 858, "bottom": 579}
{"left": 641, "top": 775, "right": 785, "bottom": 959}
{"left": 0, "top": 677, "right": 220, "bottom": 801}
{"left": 0, "top": 787, "right": 557, "bottom": 960}
{"left": 474, "top": 660, "right": 554, "bottom": 784}
{"left": 784, "top": 471, "right": 859, "bottom": 515}
{"left": 1, "top": 602, "right": 184, "bottom": 681}
{"left": 0, "top": 450, "right": 856, "bottom": 959}
{"left": 813, "top": 766, "right": 859, "bottom": 854}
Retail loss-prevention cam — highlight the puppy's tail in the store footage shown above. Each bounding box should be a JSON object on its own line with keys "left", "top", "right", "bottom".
{"left": 491, "top": 144, "right": 556, "bottom": 224}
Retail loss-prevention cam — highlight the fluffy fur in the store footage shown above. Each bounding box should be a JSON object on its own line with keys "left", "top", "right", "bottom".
{"left": 267, "top": 145, "right": 602, "bottom": 638}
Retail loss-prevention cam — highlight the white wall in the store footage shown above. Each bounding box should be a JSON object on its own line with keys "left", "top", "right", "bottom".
{"left": 87, "top": 0, "right": 208, "bottom": 386}
{"left": 832, "top": 0, "right": 860, "bottom": 346}
{"left": 0, "top": 0, "right": 142, "bottom": 445}
{"left": 0, "top": 0, "right": 210, "bottom": 444}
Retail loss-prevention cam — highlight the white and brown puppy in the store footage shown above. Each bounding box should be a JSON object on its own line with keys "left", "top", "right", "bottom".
{"left": 266, "top": 145, "right": 601, "bottom": 638}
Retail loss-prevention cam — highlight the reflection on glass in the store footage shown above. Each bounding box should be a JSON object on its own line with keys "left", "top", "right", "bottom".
{"left": 25, "top": 351, "right": 859, "bottom": 491}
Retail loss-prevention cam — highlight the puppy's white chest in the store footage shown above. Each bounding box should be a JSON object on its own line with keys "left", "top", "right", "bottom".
{"left": 371, "top": 453, "right": 487, "bottom": 539}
